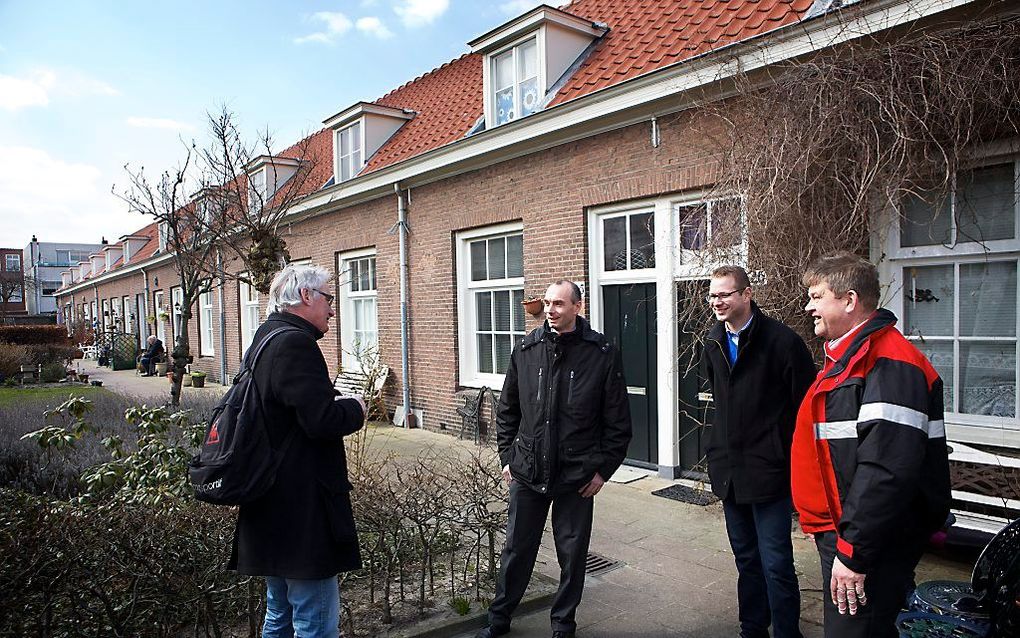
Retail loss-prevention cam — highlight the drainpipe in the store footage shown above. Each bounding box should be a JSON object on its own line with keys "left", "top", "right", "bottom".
{"left": 216, "top": 249, "right": 227, "bottom": 384}
{"left": 395, "top": 183, "right": 413, "bottom": 428}
{"left": 30, "top": 236, "right": 40, "bottom": 314}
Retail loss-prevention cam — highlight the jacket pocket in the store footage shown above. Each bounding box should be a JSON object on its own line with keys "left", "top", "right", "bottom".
{"left": 509, "top": 434, "right": 538, "bottom": 482}
{"left": 318, "top": 479, "right": 358, "bottom": 541}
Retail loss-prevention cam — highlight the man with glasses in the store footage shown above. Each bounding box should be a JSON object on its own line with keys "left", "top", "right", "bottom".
{"left": 229, "top": 263, "right": 366, "bottom": 638}
{"left": 703, "top": 265, "right": 816, "bottom": 638}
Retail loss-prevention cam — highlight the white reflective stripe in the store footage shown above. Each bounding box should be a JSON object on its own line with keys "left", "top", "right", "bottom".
{"left": 858, "top": 402, "right": 929, "bottom": 432}
{"left": 814, "top": 420, "right": 858, "bottom": 440}
{"left": 928, "top": 419, "right": 946, "bottom": 439}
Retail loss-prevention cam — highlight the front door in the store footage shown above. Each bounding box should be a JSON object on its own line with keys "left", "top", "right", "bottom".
{"left": 602, "top": 283, "right": 658, "bottom": 466}
{"left": 676, "top": 281, "right": 713, "bottom": 478}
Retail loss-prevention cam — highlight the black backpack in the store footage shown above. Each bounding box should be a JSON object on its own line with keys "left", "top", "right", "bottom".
{"left": 189, "top": 326, "right": 300, "bottom": 505}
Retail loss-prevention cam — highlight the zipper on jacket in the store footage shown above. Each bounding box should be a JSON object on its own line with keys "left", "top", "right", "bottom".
{"left": 567, "top": 370, "right": 575, "bottom": 404}
{"left": 537, "top": 367, "right": 543, "bottom": 402}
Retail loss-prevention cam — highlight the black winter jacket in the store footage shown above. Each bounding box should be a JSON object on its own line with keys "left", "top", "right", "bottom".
{"left": 228, "top": 312, "right": 365, "bottom": 579}
{"left": 703, "top": 303, "right": 816, "bottom": 503}
{"left": 496, "top": 316, "right": 632, "bottom": 494}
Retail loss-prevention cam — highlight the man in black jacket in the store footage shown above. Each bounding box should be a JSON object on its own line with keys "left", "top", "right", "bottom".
{"left": 478, "top": 280, "right": 631, "bottom": 638}
{"left": 228, "top": 264, "right": 365, "bottom": 638}
{"left": 703, "top": 265, "right": 816, "bottom": 638}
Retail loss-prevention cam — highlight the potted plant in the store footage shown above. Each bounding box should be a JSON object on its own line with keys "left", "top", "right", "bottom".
{"left": 154, "top": 361, "right": 168, "bottom": 375}
{"left": 181, "top": 371, "right": 193, "bottom": 387}
{"left": 521, "top": 296, "right": 544, "bottom": 316}
{"left": 158, "top": 311, "right": 170, "bottom": 322}
{"left": 146, "top": 314, "right": 156, "bottom": 324}
{"left": 190, "top": 371, "right": 207, "bottom": 388}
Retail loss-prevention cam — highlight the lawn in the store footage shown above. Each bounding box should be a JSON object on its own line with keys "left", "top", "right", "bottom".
{"left": 0, "top": 384, "right": 113, "bottom": 408}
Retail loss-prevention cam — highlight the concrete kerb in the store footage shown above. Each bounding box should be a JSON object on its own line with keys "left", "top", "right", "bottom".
{"left": 397, "top": 572, "right": 559, "bottom": 638}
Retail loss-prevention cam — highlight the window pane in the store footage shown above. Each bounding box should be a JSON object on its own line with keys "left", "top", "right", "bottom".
{"left": 494, "top": 50, "right": 514, "bottom": 89}
{"left": 902, "top": 265, "right": 954, "bottom": 337}
{"left": 679, "top": 204, "right": 707, "bottom": 250}
{"left": 476, "top": 291, "right": 492, "bottom": 331}
{"left": 914, "top": 340, "right": 954, "bottom": 413}
{"left": 478, "top": 334, "right": 494, "bottom": 374}
{"left": 359, "top": 260, "right": 370, "bottom": 291}
{"left": 518, "top": 40, "right": 538, "bottom": 80}
{"left": 960, "top": 261, "right": 1016, "bottom": 337}
{"left": 629, "top": 212, "right": 655, "bottom": 269}
{"left": 901, "top": 191, "right": 951, "bottom": 247}
{"left": 369, "top": 258, "right": 377, "bottom": 290}
{"left": 512, "top": 288, "right": 524, "bottom": 331}
{"left": 488, "top": 237, "right": 506, "bottom": 280}
{"left": 495, "top": 87, "right": 514, "bottom": 125}
{"left": 519, "top": 77, "right": 540, "bottom": 118}
{"left": 470, "top": 241, "right": 487, "bottom": 281}
{"left": 506, "top": 234, "right": 523, "bottom": 278}
{"left": 960, "top": 342, "right": 1016, "bottom": 418}
{"left": 349, "top": 260, "right": 361, "bottom": 292}
{"left": 350, "top": 122, "right": 361, "bottom": 153}
{"left": 712, "top": 198, "right": 742, "bottom": 248}
{"left": 494, "top": 290, "right": 511, "bottom": 331}
{"left": 603, "top": 217, "right": 627, "bottom": 271}
{"left": 957, "top": 164, "right": 1015, "bottom": 243}
{"left": 495, "top": 334, "right": 512, "bottom": 374}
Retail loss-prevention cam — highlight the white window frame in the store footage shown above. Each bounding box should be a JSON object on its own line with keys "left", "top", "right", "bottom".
{"left": 882, "top": 155, "right": 1020, "bottom": 447}
{"left": 673, "top": 195, "right": 748, "bottom": 280}
{"left": 336, "top": 121, "right": 364, "bottom": 182}
{"left": 338, "top": 248, "right": 378, "bottom": 372}
{"left": 102, "top": 299, "right": 111, "bottom": 330}
{"left": 90, "top": 300, "right": 97, "bottom": 328}
{"left": 158, "top": 222, "right": 169, "bottom": 252}
{"left": 153, "top": 291, "right": 166, "bottom": 343}
{"left": 595, "top": 206, "right": 659, "bottom": 284}
{"left": 123, "top": 295, "right": 133, "bottom": 336}
{"left": 171, "top": 286, "right": 183, "bottom": 344}
{"left": 239, "top": 274, "right": 261, "bottom": 357}
{"left": 456, "top": 221, "right": 526, "bottom": 388}
{"left": 111, "top": 296, "right": 123, "bottom": 331}
{"left": 487, "top": 34, "right": 543, "bottom": 128}
{"left": 199, "top": 289, "right": 215, "bottom": 357}
{"left": 5, "top": 254, "right": 21, "bottom": 271}
{"left": 248, "top": 168, "right": 267, "bottom": 214}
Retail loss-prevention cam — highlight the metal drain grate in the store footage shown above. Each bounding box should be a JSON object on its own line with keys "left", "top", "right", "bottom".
{"left": 585, "top": 551, "right": 623, "bottom": 576}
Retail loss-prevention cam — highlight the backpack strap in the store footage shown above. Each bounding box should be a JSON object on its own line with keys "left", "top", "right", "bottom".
{"left": 234, "top": 327, "right": 303, "bottom": 384}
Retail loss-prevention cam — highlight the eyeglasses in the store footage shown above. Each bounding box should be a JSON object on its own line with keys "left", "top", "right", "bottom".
{"left": 705, "top": 289, "right": 747, "bottom": 304}
{"left": 312, "top": 289, "right": 335, "bottom": 306}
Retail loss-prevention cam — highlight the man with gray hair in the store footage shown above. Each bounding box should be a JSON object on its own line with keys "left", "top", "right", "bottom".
{"left": 228, "top": 263, "right": 366, "bottom": 638}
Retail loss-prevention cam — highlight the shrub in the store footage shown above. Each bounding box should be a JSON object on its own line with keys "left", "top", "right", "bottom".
{"left": 25, "top": 344, "right": 79, "bottom": 367}
{"left": 0, "top": 343, "right": 31, "bottom": 380}
{"left": 39, "top": 363, "right": 66, "bottom": 383}
{"left": 0, "top": 325, "right": 71, "bottom": 346}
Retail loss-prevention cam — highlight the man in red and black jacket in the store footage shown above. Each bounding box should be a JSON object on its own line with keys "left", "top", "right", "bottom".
{"left": 792, "top": 252, "right": 950, "bottom": 638}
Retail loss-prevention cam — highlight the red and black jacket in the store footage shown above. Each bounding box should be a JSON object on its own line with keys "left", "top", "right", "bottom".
{"left": 791, "top": 309, "right": 951, "bottom": 574}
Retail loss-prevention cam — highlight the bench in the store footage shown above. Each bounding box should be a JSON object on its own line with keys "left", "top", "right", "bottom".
{"left": 18, "top": 364, "right": 41, "bottom": 384}
{"left": 333, "top": 365, "right": 389, "bottom": 401}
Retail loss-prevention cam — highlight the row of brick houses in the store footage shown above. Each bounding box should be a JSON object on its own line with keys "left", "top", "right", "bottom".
{"left": 56, "top": 0, "right": 1019, "bottom": 530}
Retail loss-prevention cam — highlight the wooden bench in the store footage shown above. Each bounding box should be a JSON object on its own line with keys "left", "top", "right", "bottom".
{"left": 18, "top": 364, "right": 41, "bottom": 384}
{"left": 333, "top": 365, "right": 389, "bottom": 400}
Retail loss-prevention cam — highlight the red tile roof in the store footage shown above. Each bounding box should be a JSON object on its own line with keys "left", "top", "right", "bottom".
{"left": 361, "top": 0, "right": 813, "bottom": 172}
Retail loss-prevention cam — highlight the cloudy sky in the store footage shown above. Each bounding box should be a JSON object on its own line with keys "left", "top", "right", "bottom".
{"left": 0, "top": 0, "right": 543, "bottom": 250}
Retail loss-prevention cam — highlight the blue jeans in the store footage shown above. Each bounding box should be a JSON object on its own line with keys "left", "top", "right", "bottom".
{"left": 722, "top": 495, "right": 803, "bottom": 638}
{"left": 263, "top": 576, "right": 340, "bottom": 638}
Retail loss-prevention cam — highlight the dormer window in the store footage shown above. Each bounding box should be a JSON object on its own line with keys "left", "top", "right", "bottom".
{"left": 158, "top": 222, "right": 169, "bottom": 252}
{"left": 248, "top": 168, "right": 267, "bottom": 214}
{"left": 337, "top": 122, "right": 363, "bottom": 182}
{"left": 493, "top": 38, "right": 539, "bottom": 125}
{"left": 245, "top": 156, "right": 303, "bottom": 212}
{"left": 470, "top": 5, "right": 606, "bottom": 130}
{"left": 323, "top": 102, "right": 413, "bottom": 184}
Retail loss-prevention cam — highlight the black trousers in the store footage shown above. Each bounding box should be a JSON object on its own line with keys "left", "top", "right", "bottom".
{"left": 815, "top": 531, "right": 923, "bottom": 638}
{"left": 488, "top": 481, "right": 594, "bottom": 633}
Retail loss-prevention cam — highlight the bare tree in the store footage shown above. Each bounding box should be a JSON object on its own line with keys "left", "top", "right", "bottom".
{"left": 0, "top": 271, "right": 36, "bottom": 323}
{"left": 114, "top": 148, "right": 220, "bottom": 407}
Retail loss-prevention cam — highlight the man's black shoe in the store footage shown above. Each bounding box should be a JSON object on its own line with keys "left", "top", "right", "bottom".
{"left": 551, "top": 632, "right": 575, "bottom": 638}
{"left": 475, "top": 627, "right": 509, "bottom": 638}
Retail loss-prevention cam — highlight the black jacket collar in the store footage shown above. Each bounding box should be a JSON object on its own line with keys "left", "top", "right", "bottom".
{"left": 522, "top": 315, "right": 602, "bottom": 349}
{"left": 708, "top": 300, "right": 761, "bottom": 343}
{"left": 266, "top": 311, "right": 324, "bottom": 341}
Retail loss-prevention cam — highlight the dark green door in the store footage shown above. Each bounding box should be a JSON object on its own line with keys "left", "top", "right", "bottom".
{"left": 677, "top": 281, "right": 713, "bottom": 478}
{"left": 602, "top": 283, "right": 657, "bottom": 466}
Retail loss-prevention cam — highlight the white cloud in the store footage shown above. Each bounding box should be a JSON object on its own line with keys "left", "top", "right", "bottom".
{"left": 499, "top": 0, "right": 544, "bottom": 15}
{"left": 0, "top": 146, "right": 133, "bottom": 249}
{"left": 394, "top": 0, "right": 449, "bottom": 28}
{"left": 356, "top": 16, "right": 394, "bottom": 39}
{"left": 126, "top": 117, "right": 195, "bottom": 132}
{"left": 0, "top": 68, "right": 118, "bottom": 111}
{"left": 295, "top": 11, "right": 353, "bottom": 45}
{"left": 0, "top": 71, "right": 55, "bottom": 111}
